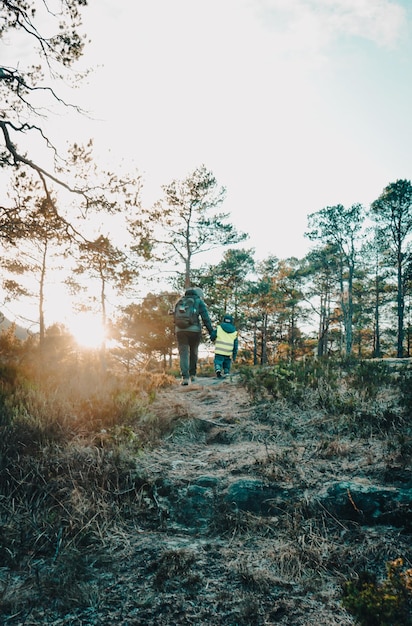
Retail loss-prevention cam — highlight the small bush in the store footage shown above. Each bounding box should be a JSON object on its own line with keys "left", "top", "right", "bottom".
{"left": 347, "top": 360, "right": 392, "bottom": 400}
{"left": 239, "top": 360, "right": 340, "bottom": 409}
{"left": 342, "top": 558, "right": 412, "bottom": 625}
{"left": 238, "top": 363, "right": 311, "bottom": 404}
{"left": 398, "top": 369, "right": 412, "bottom": 418}
{"left": 349, "top": 404, "right": 404, "bottom": 435}
{"left": 0, "top": 363, "right": 20, "bottom": 426}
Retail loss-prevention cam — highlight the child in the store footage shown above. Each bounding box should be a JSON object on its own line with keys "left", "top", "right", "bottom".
{"left": 210, "top": 314, "right": 238, "bottom": 378}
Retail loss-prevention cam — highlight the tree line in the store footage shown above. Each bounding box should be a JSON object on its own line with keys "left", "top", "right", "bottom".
{"left": 2, "top": 163, "right": 412, "bottom": 367}
{"left": 118, "top": 177, "right": 412, "bottom": 367}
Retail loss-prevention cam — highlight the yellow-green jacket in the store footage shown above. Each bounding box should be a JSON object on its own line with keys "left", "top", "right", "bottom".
{"left": 212, "top": 324, "right": 238, "bottom": 358}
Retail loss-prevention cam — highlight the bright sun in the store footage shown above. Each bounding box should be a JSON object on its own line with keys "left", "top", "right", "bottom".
{"left": 68, "top": 312, "right": 106, "bottom": 349}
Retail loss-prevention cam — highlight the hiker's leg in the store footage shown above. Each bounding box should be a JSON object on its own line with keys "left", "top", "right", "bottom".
{"left": 188, "top": 332, "right": 201, "bottom": 377}
{"left": 177, "top": 332, "right": 190, "bottom": 380}
{"left": 223, "top": 356, "right": 231, "bottom": 375}
{"left": 214, "top": 353, "right": 224, "bottom": 375}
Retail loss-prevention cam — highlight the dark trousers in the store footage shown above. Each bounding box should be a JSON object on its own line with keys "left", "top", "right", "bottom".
{"left": 177, "top": 330, "right": 201, "bottom": 379}
{"left": 214, "top": 353, "right": 232, "bottom": 374}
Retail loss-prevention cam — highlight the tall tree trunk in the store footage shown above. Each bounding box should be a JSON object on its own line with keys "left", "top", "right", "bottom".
{"left": 373, "top": 273, "right": 381, "bottom": 358}
{"left": 253, "top": 323, "right": 258, "bottom": 365}
{"left": 345, "top": 264, "right": 354, "bottom": 355}
{"left": 39, "top": 241, "right": 48, "bottom": 348}
{"left": 261, "top": 313, "right": 268, "bottom": 365}
{"left": 397, "top": 251, "right": 404, "bottom": 358}
{"left": 289, "top": 305, "right": 296, "bottom": 361}
{"left": 184, "top": 258, "right": 191, "bottom": 289}
{"left": 100, "top": 270, "right": 107, "bottom": 372}
{"left": 318, "top": 293, "right": 329, "bottom": 357}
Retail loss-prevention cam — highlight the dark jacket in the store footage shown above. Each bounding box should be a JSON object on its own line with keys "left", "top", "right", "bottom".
{"left": 175, "top": 288, "right": 214, "bottom": 336}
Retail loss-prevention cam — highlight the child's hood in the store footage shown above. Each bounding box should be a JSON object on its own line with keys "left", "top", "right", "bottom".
{"left": 220, "top": 321, "right": 236, "bottom": 333}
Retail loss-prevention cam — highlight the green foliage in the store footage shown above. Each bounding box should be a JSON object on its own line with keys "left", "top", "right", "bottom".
{"left": 342, "top": 559, "right": 412, "bottom": 625}
{"left": 346, "top": 359, "right": 392, "bottom": 399}
{"left": 398, "top": 368, "right": 412, "bottom": 417}
{"left": 0, "top": 363, "right": 19, "bottom": 426}
{"left": 238, "top": 358, "right": 411, "bottom": 441}
{"left": 349, "top": 405, "right": 403, "bottom": 435}
{"left": 238, "top": 359, "right": 339, "bottom": 404}
{"left": 238, "top": 364, "right": 300, "bottom": 403}
{"left": 151, "top": 164, "right": 247, "bottom": 285}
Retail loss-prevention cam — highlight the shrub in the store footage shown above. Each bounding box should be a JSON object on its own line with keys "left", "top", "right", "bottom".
{"left": 239, "top": 359, "right": 343, "bottom": 407}
{"left": 238, "top": 361, "right": 323, "bottom": 405}
{"left": 398, "top": 369, "right": 412, "bottom": 418}
{"left": 342, "top": 558, "right": 412, "bottom": 625}
{"left": 347, "top": 360, "right": 392, "bottom": 400}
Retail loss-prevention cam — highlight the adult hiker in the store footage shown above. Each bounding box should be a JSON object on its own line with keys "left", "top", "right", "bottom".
{"left": 173, "top": 287, "right": 214, "bottom": 385}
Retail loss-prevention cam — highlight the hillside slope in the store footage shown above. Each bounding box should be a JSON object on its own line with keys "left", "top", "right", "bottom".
{"left": 129, "top": 375, "right": 410, "bottom": 625}
{"left": 2, "top": 373, "right": 411, "bottom": 625}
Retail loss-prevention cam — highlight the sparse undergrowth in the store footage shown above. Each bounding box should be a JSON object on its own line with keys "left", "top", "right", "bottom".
{"left": 342, "top": 558, "right": 412, "bottom": 626}
{"left": 0, "top": 356, "right": 411, "bottom": 624}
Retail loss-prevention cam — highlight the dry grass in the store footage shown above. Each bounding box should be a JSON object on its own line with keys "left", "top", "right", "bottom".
{"left": 0, "top": 361, "right": 411, "bottom": 624}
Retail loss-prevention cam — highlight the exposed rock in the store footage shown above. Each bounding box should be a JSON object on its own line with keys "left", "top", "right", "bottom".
{"left": 224, "top": 478, "right": 298, "bottom": 515}
{"left": 314, "top": 479, "right": 412, "bottom": 529}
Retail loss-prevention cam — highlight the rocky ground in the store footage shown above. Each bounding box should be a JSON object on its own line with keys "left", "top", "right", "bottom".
{"left": 2, "top": 374, "right": 411, "bottom": 625}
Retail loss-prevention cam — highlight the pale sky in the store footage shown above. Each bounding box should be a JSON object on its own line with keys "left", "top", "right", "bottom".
{"left": 2, "top": 0, "right": 412, "bottom": 336}
{"left": 69, "top": 0, "right": 412, "bottom": 260}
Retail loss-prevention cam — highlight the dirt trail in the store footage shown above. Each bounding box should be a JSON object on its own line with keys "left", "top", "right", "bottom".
{"left": 145, "top": 375, "right": 261, "bottom": 483}
{"left": 126, "top": 375, "right": 357, "bottom": 625}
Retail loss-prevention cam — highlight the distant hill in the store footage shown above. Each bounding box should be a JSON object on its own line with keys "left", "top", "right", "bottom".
{"left": 0, "top": 312, "right": 30, "bottom": 340}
